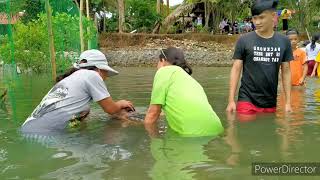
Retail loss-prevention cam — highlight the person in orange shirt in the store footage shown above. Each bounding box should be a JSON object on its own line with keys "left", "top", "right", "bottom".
{"left": 286, "top": 29, "right": 308, "bottom": 86}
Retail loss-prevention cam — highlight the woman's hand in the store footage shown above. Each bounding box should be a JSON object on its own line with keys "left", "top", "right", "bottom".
{"left": 98, "top": 97, "right": 134, "bottom": 115}
{"left": 311, "top": 71, "right": 316, "bottom": 77}
{"left": 116, "top": 100, "right": 135, "bottom": 112}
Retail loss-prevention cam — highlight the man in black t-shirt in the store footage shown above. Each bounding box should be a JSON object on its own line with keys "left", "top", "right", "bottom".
{"left": 226, "top": 0, "right": 293, "bottom": 116}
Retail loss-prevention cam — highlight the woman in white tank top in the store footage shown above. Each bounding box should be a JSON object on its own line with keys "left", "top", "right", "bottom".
{"left": 305, "top": 35, "right": 320, "bottom": 76}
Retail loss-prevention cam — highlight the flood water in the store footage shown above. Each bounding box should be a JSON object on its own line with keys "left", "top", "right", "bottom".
{"left": 1, "top": 67, "right": 320, "bottom": 180}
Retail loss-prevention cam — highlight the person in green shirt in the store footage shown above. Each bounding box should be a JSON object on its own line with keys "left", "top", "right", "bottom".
{"left": 144, "top": 47, "right": 224, "bottom": 137}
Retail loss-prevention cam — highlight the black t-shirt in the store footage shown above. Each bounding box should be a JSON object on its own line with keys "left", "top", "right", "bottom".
{"left": 233, "top": 31, "right": 293, "bottom": 108}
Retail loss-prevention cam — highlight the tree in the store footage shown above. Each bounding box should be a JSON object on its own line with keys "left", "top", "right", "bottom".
{"left": 79, "top": 0, "right": 85, "bottom": 51}
{"left": 127, "top": 0, "right": 159, "bottom": 32}
{"left": 166, "top": 0, "right": 170, "bottom": 16}
{"left": 278, "top": 0, "right": 320, "bottom": 32}
{"left": 45, "top": 0, "right": 56, "bottom": 81}
{"left": 118, "top": 0, "right": 125, "bottom": 32}
{"left": 157, "top": 0, "right": 161, "bottom": 14}
{"left": 21, "top": 0, "right": 43, "bottom": 23}
{"left": 156, "top": 1, "right": 195, "bottom": 33}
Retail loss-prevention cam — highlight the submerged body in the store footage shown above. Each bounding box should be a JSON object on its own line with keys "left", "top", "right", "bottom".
{"left": 150, "top": 66, "right": 224, "bottom": 136}
{"left": 21, "top": 70, "right": 110, "bottom": 134}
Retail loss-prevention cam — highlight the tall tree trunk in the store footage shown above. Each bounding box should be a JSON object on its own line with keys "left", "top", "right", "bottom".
{"left": 118, "top": 0, "right": 125, "bottom": 33}
{"left": 86, "top": 0, "right": 91, "bottom": 49}
{"left": 79, "top": 0, "right": 85, "bottom": 51}
{"left": 166, "top": 0, "right": 170, "bottom": 16}
{"left": 211, "top": 9, "right": 215, "bottom": 33}
{"left": 204, "top": 1, "right": 211, "bottom": 29}
{"left": 45, "top": 0, "right": 56, "bottom": 81}
{"left": 157, "top": 0, "right": 161, "bottom": 14}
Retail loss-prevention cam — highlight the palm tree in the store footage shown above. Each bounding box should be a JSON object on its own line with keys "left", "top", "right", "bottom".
{"left": 154, "top": 1, "right": 195, "bottom": 33}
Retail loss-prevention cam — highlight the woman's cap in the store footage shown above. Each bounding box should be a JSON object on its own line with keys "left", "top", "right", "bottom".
{"left": 74, "top": 49, "right": 119, "bottom": 76}
{"left": 251, "top": 0, "right": 278, "bottom": 16}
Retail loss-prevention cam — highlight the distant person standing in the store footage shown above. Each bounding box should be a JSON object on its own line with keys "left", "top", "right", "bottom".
{"left": 286, "top": 29, "right": 308, "bottom": 86}
{"left": 219, "top": 19, "right": 226, "bottom": 34}
{"left": 281, "top": 8, "right": 291, "bottom": 32}
{"left": 197, "top": 14, "right": 203, "bottom": 27}
{"left": 305, "top": 34, "right": 320, "bottom": 76}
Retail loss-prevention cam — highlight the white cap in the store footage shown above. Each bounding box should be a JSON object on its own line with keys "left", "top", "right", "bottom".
{"left": 74, "top": 49, "right": 119, "bottom": 76}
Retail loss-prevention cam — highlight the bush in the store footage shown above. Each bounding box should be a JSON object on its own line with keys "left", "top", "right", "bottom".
{"left": 0, "top": 13, "right": 96, "bottom": 73}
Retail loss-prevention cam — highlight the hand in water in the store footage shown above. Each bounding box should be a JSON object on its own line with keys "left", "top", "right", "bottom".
{"left": 117, "top": 100, "right": 135, "bottom": 112}
{"left": 226, "top": 101, "right": 237, "bottom": 112}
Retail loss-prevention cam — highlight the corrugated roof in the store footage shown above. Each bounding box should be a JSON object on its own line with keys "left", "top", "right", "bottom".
{"left": 0, "top": 13, "right": 21, "bottom": 24}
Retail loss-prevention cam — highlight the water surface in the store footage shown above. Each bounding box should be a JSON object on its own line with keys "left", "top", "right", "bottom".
{"left": 1, "top": 67, "right": 320, "bottom": 180}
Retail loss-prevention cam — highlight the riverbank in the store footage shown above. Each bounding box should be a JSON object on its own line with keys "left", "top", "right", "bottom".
{"left": 100, "top": 33, "right": 236, "bottom": 67}
{"left": 99, "top": 32, "right": 309, "bottom": 67}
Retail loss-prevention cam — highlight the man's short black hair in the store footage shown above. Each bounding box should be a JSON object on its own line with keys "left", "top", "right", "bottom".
{"left": 251, "top": 0, "right": 278, "bottom": 16}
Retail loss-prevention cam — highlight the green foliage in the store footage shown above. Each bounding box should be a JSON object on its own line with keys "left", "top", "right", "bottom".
{"left": 0, "top": 0, "right": 25, "bottom": 13}
{"left": 21, "top": 0, "right": 43, "bottom": 23}
{"left": 126, "top": 0, "right": 161, "bottom": 32}
{"left": 278, "top": 0, "right": 320, "bottom": 33}
{"left": 102, "top": 0, "right": 161, "bottom": 32}
{"left": 0, "top": 13, "right": 97, "bottom": 73}
{"left": 196, "top": 25, "right": 208, "bottom": 33}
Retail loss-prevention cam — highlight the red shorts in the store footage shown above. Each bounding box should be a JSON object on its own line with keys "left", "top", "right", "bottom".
{"left": 236, "top": 101, "right": 276, "bottom": 122}
{"left": 237, "top": 101, "right": 276, "bottom": 114}
{"left": 307, "top": 60, "right": 317, "bottom": 76}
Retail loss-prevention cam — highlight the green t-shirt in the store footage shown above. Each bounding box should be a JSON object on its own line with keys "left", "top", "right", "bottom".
{"left": 150, "top": 66, "right": 224, "bottom": 137}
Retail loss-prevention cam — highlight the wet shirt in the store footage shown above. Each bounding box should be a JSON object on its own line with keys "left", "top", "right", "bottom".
{"left": 290, "top": 48, "right": 307, "bottom": 86}
{"left": 233, "top": 31, "right": 293, "bottom": 108}
{"left": 21, "top": 69, "right": 110, "bottom": 134}
{"left": 150, "top": 66, "right": 224, "bottom": 137}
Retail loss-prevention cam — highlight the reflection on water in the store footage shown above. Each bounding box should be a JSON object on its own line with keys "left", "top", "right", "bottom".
{"left": 1, "top": 67, "right": 320, "bottom": 179}
{"left": 150, "top": 131, "right": 222, "bottom": 180}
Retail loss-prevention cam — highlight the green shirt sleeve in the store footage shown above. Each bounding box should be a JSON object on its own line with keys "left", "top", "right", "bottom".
{"left": 150, "top": 68, "right": 173, "bottom": 105}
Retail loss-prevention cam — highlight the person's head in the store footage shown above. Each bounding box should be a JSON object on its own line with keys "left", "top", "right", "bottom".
{"left": 75, "top": 49, "right": 118, "bottom": 80}
{"left": 251, "top": 0, "right": 278, "bottom": 33}
{"left": 286, "top": 29, "right": 299, "bottom": 50}
{"left": 56, "top": 49, "right": 118, "bottom": 83}
{"left": 158, "top": 47, "right": 192, "bottom": 75}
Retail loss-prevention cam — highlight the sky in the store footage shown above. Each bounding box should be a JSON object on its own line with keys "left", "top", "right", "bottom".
{"left": 165, "top": 0, "right": 184, "bottom": 7}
